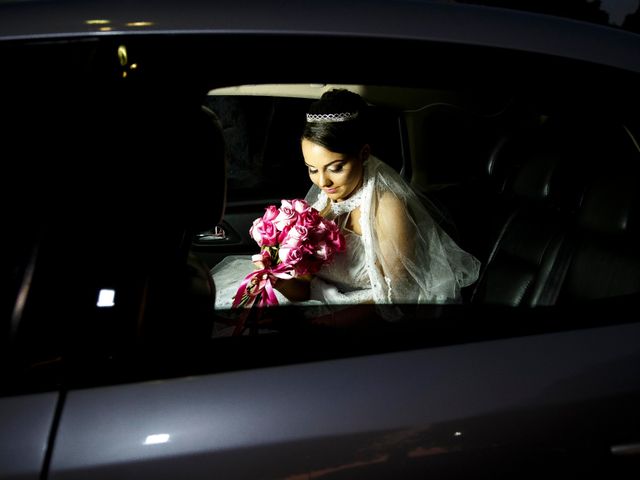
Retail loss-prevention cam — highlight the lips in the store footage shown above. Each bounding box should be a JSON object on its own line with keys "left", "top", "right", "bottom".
{"left": 325, "top": 188, "right": 338, "bottom": 194}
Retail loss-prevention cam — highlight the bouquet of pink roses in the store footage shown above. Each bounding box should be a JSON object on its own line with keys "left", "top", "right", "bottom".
{"left": 231, "top": 198, "right": 345, "bottom": 333}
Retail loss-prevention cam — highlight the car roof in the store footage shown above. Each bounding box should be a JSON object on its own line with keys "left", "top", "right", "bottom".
{"left": 1, "top": 0, "right": 639, "bottom": 74}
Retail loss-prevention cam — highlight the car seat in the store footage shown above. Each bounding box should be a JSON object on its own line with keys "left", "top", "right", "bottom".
{"left": 470, "top": 113, "right": 640, "bottom": 306}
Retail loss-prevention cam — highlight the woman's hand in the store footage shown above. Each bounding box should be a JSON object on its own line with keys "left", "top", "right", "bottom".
{"left": 252, "top": 258, "right": 311, "bottom": 301}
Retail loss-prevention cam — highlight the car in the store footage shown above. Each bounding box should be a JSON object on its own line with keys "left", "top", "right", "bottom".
{"left": 2, "top": 0, "right": 640, "bottom": 479}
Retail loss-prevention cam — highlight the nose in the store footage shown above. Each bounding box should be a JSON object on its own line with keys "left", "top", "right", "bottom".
{"left": 319, "top": 172, "right": 332, "bottom": 188}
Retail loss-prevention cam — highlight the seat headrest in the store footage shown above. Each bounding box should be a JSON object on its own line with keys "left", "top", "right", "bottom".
{"left": 493, "top": 128, "right": 564, "bottom": 203}
{"left": 493, "top": 115, "right": 640, "bottom": 218}
{"left": 578, "top": 171, "right": 640, "bottom": 235}
{"left": 545, "top": 115, "right": 640, "bottom": 233}
{"left": 510, "top": 152, "right": 558, "bottom": 202}
{"left": 81, "top": 97, "right": 227, "bottom": 236}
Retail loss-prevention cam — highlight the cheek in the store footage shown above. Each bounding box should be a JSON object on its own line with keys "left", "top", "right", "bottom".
{"left": 344, "top": 170, "right": 359, "bottom": 186}
{"left": 308, "top": 173, "right": 320, "bottom": 186}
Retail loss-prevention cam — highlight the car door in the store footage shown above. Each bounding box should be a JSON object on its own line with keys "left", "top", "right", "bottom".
{"left": 45, "top": 303, "right": 640, "bottom": 479}
{"left": 0, "top": 393, "right": 59, "bottom": 480}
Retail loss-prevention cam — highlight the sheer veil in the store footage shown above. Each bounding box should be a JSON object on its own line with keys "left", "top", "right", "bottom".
{"left": 305, "top": 155, "right": 480, "bottom": 304}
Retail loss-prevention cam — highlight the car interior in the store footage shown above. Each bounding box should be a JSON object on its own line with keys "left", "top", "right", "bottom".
{"left": 194, "top": 82, "right": 640, "bottom": 320}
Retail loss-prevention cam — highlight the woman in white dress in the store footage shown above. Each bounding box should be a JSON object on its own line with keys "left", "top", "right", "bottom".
{"left": 211, "top": 89, "right": 480, "bottom": 327}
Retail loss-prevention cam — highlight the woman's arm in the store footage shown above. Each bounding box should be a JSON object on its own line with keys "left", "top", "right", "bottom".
{"left": 273, "top": 276, "right": 311, "bottom": 301}
{"left": 374, "top": 191, "right": 416, "bottom": 299}
{"left": 251, "top": 257, "right": 311, "bottom": 302}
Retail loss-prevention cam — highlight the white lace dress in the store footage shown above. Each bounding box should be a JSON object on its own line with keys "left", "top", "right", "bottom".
{"left": 308, "top": 219, "right": 374, "bottom": 304}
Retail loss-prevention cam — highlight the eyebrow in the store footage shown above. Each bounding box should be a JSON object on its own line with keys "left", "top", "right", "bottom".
{"left": 304, "top": 159, "right": 345, "bottom": 168}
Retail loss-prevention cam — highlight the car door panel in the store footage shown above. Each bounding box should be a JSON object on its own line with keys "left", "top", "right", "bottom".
{"left": 0, "top": 393, "right": 59, "bottom": 480}
{"left": 48, "top": 322, "right": 640, "bottom": 479}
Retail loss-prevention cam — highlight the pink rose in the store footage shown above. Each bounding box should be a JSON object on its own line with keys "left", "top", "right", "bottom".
{"left": 274, "top": 200, "right": 298, "bottom": 230}
{"left": 314, "top": 241, "right": 333, "bottom": 261}
{"left": 327, "top": 227, "right": 346, "bottom": 252}
{"left": 277, "top": 225, "right": 292, "bottom": 244}
{"left": 294, "top": 257, "right": 323, "bottom": 276}
{"left": 288, "top": 224, "right": 309, "bottom": 243}
{"left": 323, "top": 217, "right": 340, "bottom": 232}
{"left": 279, "top": 245, "right": 303, "bottom": 265}
{"left": 292, "top": 199, "right": 311, "bottom": 214}
{"left": 309, "top": 222, "right": 330, "bottom": 243}
{"left": 249, "top": 219, "right": 278, "bottom": 247}
{"left": 246, "top": 199, "right": 345, "bottom": 281}
{"left": 262, "top": 205, "right": 279, "bottom": 222}
{"left": 299, "top": 210, "right": 321, "bottom": 229}
{"left": 280, "top": 232, "right": 303, "bottom": 249}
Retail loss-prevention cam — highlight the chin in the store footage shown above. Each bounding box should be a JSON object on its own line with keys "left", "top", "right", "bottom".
{"left": 326, "top": 190, "right": 342, "bottom": 200}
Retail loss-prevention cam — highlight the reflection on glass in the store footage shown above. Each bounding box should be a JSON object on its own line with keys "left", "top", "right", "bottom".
{"left": 601, "top": 0, "right": 639, "bottom": 25}
{"left": 117, "top": 45, "right": 128, "bottom": 66}
{"left": 125, "top": 21, "right": 154, "bottom": 27}
{"left": 96, "top": 289, "right": 115, "bottom": 308}
{"left": 144, "top": 433, "right": 170, "bottom": 445}
{"left": 85, "top": 19, "right": 111, "bottom": 26}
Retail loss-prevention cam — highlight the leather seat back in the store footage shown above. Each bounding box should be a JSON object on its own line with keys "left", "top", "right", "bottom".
{"left": 472, "top": 114, "right": 640, "bottom": 306}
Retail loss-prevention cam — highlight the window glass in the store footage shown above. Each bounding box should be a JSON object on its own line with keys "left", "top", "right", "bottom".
{"left": 2, "top": 32, "right": 640, "bottom": 391}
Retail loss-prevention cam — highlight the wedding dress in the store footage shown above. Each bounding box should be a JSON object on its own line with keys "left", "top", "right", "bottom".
{"left": 210, "top": 155, "right": 480, "bottom": 313}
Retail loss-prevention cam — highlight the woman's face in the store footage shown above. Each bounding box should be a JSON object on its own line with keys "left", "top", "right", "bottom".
{"left": 302, "top": 139, "right": 368, "bottom": 202}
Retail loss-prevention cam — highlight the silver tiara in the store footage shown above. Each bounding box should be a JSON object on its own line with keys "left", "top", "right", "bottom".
{"left": 306, "top": 112, "right": 359, "bottom": 123}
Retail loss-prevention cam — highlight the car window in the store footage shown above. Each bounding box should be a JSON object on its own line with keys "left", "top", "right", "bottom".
{"left": 2, "top": 32, "right": 640, "bottom": 394}
{"left": 198, "top": 79, "right": 640, "bottom": 342}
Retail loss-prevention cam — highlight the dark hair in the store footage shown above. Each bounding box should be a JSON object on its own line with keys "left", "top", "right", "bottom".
{"left": 302, "top": 89, "right": 369, "bottom": 156}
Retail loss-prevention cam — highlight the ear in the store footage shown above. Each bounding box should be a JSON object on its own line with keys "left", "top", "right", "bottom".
{"left": 360, "top": 144, "right": 371, "bottom": 162}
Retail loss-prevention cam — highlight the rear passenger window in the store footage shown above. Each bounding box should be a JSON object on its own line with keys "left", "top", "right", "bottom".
{"left": 197, "top": 81, "right": 640, "bottom": 339}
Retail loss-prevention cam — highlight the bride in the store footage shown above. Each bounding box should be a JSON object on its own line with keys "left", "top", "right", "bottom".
{"left": 211, "top": 89, "right": 480, "bottom": 324}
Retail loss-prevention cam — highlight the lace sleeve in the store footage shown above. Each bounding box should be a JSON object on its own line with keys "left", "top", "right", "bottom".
{"left": 365, "top": 156, "right": 481, "bottom": 304}
{"left": 374, "top": 191, "right": 417, "bottom": 302}
{"left": 305, "top": 184, "right": 327, "bottom": 211}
